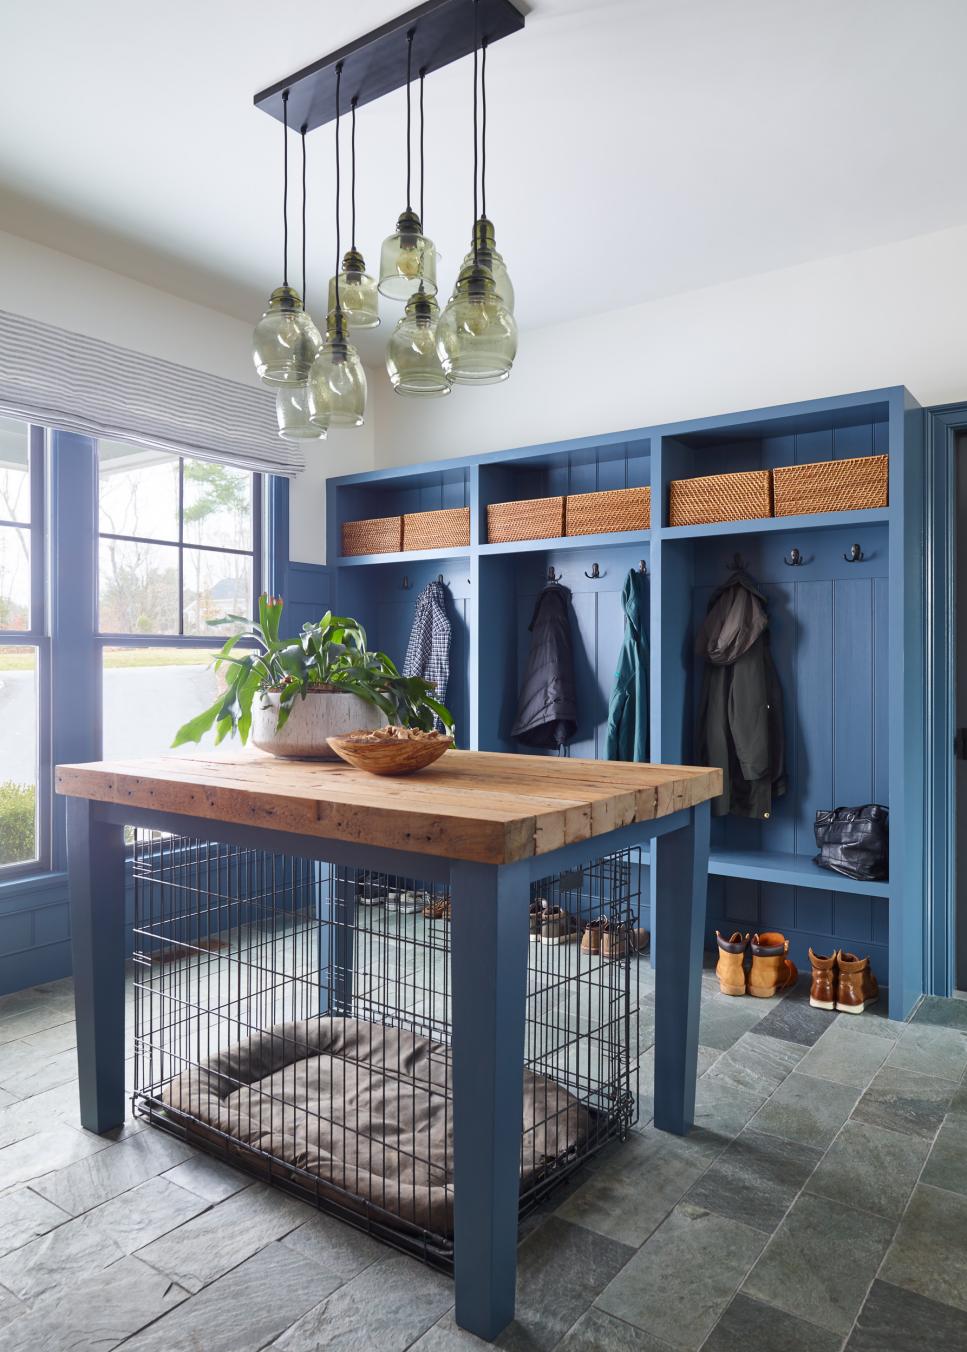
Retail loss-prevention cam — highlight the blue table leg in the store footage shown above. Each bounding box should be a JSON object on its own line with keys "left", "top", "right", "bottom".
{"left": 319, "top": 864, "right": 355, "bottom": 1016}
{"left": 450, "top": 858, "right": 530, "bottom": 1340}
{"left": 68, "top": 797, "right": 127, "bottom": 1134}
{"left": 653, "top": 801, "right": 711, "bottom": 1135}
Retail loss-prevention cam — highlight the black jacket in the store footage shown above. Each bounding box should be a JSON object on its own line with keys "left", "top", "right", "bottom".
{"left": 696, "top": 574, "right": 786, "bottom": 819}
{"left": 512, "top": 582, "right": 578, "bottom": 749}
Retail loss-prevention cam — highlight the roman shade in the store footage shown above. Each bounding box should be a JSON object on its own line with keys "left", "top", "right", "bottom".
{"left": 0, "top": 308, "right": 306, "bottom": 476}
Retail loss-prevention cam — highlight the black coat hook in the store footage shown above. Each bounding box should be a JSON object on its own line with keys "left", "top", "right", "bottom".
{"left": 725, "top": 553, "right": 749, "bottom": 573}
{"left": 401, "top": 575, "right": 411, "bottom": 590}
{"left": 844, "top": 543, "right": 865, "bottom": 563}
{"left": 436, "top": 574, "right": 448, "bottom": 586}
{"left": 638, "top": 559, "right": 648, "bottom": 575}
{"left": 547, "top": 566, "right": 563, "bottom": 583}
{"left": 784, "top": 547, "right": 806, "bottom": 567}
{"left": 584, "top": 562, "right": 605, "bottom": 579}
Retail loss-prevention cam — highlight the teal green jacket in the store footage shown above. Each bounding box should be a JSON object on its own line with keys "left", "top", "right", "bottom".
{"left": 606, "top": 570, "right": 649, "bottom": 762}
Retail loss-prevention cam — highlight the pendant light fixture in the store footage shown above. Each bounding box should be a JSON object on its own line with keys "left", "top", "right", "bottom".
{"left": 308, "top": 63, "right": 368, "bottom": 430}
{"left": 458, "top": 40, "right": 514, "bottom": 313}
{"left": 386, "top": 68, "right": 452, "bottom": 398}
{"left": 252, "top": 90, "right": 322, "bottom": 386}
{"left": 277, "top": 127, "right": 328, "bottom": 441}
{"left": 327, "top": 98, "right": 380, "bottom": 328}
{"left": 378, "top": 31, "right": 438, "bottom": 300}
{"left": 436, "top": 3, "right": 517, "bottom": 384}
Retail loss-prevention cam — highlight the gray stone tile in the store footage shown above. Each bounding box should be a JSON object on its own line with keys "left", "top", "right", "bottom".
{"left": 409, "top": 1311, "right": 496, "bottom": 1350}
{"left": 884, "top": 1022, "right": 967, "bottom": 1083}
{"left": 555, "top": 1124, "right": 717, "bottom": 1247}
{"left": 910, "top": 995, "right": 967, "bottom": 1032}
{"left": 698, "top": 1000, "right": 765, "bottom": 1053}
{"left": 0, "top": 1207, "right": 126, "bottom": 1303}
{"left": 281, "top": 1209, "right": 386, "bottom": 1282}
{"left": 749, "top": 1072, "right": 860, "bottom": 1150}
{"left": 796, "top": 1024, "right": 891, "bottom": 1089}
{"left": 832, "top": 1006, "right": 902, "bottom": 1040}
{"left": 686, "top": 1129, "right": 822, "bottom": 1233}
{"left": 0, "top": 1041, "right": 78, "bottom": 1099}
{"left": 753, "top": 996, "right": 835, "bottom": 1047}
{"left": 268, "top": 1251, "right": 453, "bottom": 1351}
{"left": 703, "top": 1293, "right": 842, "bottom": 1352}
{"left": 21, "top": 1020, "right": 77, "bottom": 1057}
{"left": 703, "top": 1032, "right": 806, "bottom": 1099}
{"left": 806, "top": 1120, "right": 930, "bottom": 1220}
{"left": 30, "top": 1127, "right": 194, "bottom": 1215}
{"left": 636, "top": 1045, "right": 721, "bottom": 1119}
{"left": 0, "top": 1284, "right": 26, "bottom": 1331}
{"left": 0, "top": 1255, "right": 188, "bottom": 1352}
{"left": 921, "top": 1111, "right": 967, "bottom": 1197}
{"left": 743, "top": 1193, "right": 895, "bottom": 1334}
{"left": 845, "top": 1278, "right": 967, "bottom": 1351}
{"left": 596, "top": 1203, "right": 766, "bottom": 1351}
{"left": 950, "top": 1078, "right": 967, "bottom": 1116}
{"left": 557, "top": 1306, "right": 676, "bottom": 1352}
{"left": 161, "top": 1151, "right": 253, "bottom": 1202}
{"left": 879, "top": 1183, "right": 967, "bottom": 1312}
{"left": 0, "top": 1088, "right": 17, "bottom": 1110}
{"left": 121, "top": 1240, "right": 335, "bottom": 1351}
{"left": 0, "top": 999, "right": 75, "bottom": 1048}
{"left": 87, "top": 1175, "right": 210, "bottom": 1254}
{"left": 0, "top": 1081, "right": 87, "bottom": 1147}
{"left": 135, "top": 1181, "right": 309, "bottom": 1292}
{"left": 496, "top": 1216, "right": 635, "bottom": 1352}
{"left": 0, "top": 1123, "right": 110, "bottom": 1191}
{"left": 851, "top": 1066, "right": 955, "bottom": 1140}
{"left": 0, "top": 1187, "right": 70, "bottom": 1258}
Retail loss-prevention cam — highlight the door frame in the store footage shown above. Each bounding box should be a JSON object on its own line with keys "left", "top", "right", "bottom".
{"left": 925, "top": 402, "right": 967, "bottom": 996}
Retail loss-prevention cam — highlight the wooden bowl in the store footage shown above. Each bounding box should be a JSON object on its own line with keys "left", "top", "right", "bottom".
{"left": 327, "top": 730, "right": 453, "bottom": 776}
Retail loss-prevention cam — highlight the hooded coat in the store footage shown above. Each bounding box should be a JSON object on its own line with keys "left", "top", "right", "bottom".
{"left": 606, "top": 569, "right": 649, "bottom": 762}
{"left": 696, "top": 573, "right": 786, "bottom": 819}
{"left": 511, "top": 582, "right": 578, "bottom": 749}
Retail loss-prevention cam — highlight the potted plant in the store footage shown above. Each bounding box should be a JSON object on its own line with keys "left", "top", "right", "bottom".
{"left": 172, "top": 595, "right": 453, "bottom": 759}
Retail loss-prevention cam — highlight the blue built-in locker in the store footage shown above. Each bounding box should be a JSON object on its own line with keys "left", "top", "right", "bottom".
{"left": 326, "top": 386, "right": 925, "bottom": 1018}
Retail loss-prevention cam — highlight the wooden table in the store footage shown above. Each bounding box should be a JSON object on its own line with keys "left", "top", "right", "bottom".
{"left": 57, "top": 750, "right": 720, "bottom": 1341}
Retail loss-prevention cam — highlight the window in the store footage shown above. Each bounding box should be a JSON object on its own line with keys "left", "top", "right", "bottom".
{"left": 0, "top": 419, "right": 46, "bottom": 874}
{"left": 97, "top": 445, "right": 263, "bottom": 761}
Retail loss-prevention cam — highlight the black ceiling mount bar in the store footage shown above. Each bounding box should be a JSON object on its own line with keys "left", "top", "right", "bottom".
{"left": 254, "top": 0, "right": 525, "bottom": 134}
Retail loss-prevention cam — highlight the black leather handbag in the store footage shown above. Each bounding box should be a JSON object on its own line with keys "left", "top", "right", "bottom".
{"left": 814, "top": 805, "right": 889, "bottom": 882}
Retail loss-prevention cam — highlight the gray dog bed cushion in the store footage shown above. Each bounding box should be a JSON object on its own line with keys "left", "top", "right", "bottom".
{"left": 162, "top": 1015, "right": 592, "bottom": 1238}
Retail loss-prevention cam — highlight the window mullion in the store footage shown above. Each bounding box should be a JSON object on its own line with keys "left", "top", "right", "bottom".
{"left": 178, "top": 458, "right": 185, "bottom": 636}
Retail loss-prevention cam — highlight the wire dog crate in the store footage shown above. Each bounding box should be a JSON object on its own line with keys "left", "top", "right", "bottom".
{"left": 132, "top": 831, "right": 641, "bottom": 1267}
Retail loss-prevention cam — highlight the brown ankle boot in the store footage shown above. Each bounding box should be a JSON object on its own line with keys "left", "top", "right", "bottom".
{"left": 748, "top": 932, "right": 798, "bottom": 998}
{"left": 836, "top": 951, "right": 879, "bottom": 1014}
{"left": 808, "top": 948, "right": 837, "bottom": 1011}
{"left": 715, "top": 931, "right": 749, "bottom": 996}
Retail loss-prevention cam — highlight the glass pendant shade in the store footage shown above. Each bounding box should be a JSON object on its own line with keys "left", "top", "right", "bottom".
{"left": 436, "top": 262, "right": 518, "bottom": 385}
{"left": 328, "top": 248, "right": 380, "bottom": 329}
{"left": 378, "top": 208, "right": 438, "bottom": 300}
{"left": 386, "top": 290, "right": 452, "bottom": 398}
{"left": 276, "top": 384, "right": 327, "bottom": 441}
{"left": 307, "top": 309, "right": 367, "bottom": 429}
{"left": 461, "top": 217, "right": 514, "bottom": 313}
{"left": 252, "top": 285, "right": 322, "bottom": 386}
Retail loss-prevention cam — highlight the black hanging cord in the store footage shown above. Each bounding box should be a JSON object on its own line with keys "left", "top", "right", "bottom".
{"left": 405, "top": 31, "right": 414, "bottom": 212}
{"left": 282, "top": 90, "right": 290, "bottom": 287}
{"left": 481, "top": 38, "right": 488, "bottom": 220}
{"left": 334, "top": 63, "right": 342, "bottom": 313}
{"left": 300, "top": 125, "right": 308, "bottom": 306}
{"left": 419, "top": 69, "right": 426, "bottom": 226}
{"left": 350, "top": 97, "right": 358, "bottom": 250}
{"left": 472, "top": 1, "right": 479, "bottom": 250}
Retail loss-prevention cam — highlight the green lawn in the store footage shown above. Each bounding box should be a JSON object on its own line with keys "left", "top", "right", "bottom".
{"left": 0, "top": 647, "right": 220, "bottom": 672}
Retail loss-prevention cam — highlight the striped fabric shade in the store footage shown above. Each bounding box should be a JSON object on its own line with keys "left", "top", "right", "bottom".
{"left": 0, "top": 308, "right": 306, "bottom": 476}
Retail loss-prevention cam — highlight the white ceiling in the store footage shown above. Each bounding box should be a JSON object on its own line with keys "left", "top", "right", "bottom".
{"left": 3, "top": 0, "right": 967, "bottom": 353}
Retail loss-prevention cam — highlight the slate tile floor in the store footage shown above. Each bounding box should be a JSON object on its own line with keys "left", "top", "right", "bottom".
{"left": 0, "top": 969, "right": 966, "bottom": 1349}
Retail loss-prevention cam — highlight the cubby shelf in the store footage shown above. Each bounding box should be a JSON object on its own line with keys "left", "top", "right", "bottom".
{"left": 659, "top": 506, "right": 891, "bottom": 540}
{"left": 326, "top": 385, "right": 924, "bottom": 1019}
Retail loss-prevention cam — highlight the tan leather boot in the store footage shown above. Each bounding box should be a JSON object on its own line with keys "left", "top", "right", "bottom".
{"left": 748, "top": 932, "right": 798, "bottom": 998}
{"left": 836, "top": 951, "right": 879, "bottom": 1013}
{"left": 808, "top": 948, "right": 837, "bottom": 1011}
{"left": 715, "top": 931, "right": 749, "bottom": 996}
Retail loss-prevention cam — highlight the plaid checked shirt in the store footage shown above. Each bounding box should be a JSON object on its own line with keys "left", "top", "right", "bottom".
{"left": 402, "top": 580, "right": 451, "bottom": 727}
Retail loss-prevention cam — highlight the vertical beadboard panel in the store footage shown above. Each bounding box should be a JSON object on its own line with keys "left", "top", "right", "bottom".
{"left": 794, "top": 580, "right": 835, "bottom": 855}
{"left": 833, "top": 577, "right": 874, "bottom": 807}
{"left": 873, "top": 576, "right": 890, "bottom": 805}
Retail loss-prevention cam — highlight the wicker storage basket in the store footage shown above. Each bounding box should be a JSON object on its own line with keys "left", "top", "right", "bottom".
{"left": 772, "top": 454, "right": 888, "bottom": 517}
{"left": 402, "top": 507, "right": 471, "bottom": 552}
{"left": 565, "top": 486, "right": 651, "bottom": 536}
{"left": 668, "top": 469, "right": 773, "bottom": 527}
{"left": 487, "top": 496, "right": 565, "bottom": 543}
{"left": 341, "top": 515, "right": 402, "bottom": 557}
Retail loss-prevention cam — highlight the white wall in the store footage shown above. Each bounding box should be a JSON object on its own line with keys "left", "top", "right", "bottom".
{"left": 0, "top": 227, "right": 372, "bottom": 563}
{"left": 370, "top": 224, "right": 967, "bottom": 467}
